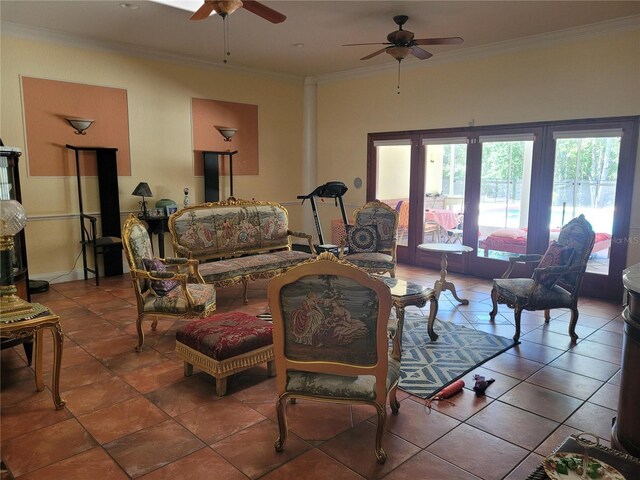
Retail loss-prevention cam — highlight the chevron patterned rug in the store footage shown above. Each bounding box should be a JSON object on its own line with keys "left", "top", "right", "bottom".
{"left": 399, "top": 312, "right": 516, "bottom": 399}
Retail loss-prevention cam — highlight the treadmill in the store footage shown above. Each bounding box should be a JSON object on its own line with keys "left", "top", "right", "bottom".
{"left": 297, "top": 181, "right": 349, "bottom": 252}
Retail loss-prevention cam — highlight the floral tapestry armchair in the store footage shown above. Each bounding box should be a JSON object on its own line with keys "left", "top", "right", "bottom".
{"left": 489, "top": 215, "right": 595, "bottom": 342}
{"left": 122, "top": 215, "right": 217, "bottom": 351}
{"left": 268, "top": 252, "right": 401, "bottom": 464}
{"left": 339, "top": 200, "right": 399, "bottom": 278}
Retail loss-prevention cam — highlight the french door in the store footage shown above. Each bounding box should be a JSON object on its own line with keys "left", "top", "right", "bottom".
{"left": 542, "top": 121, "right": 637, "bottom": 298}
{"left": 368, "top": 133, "right": 469, "bottom": 267}
{"left": 368, "top": 116, "right": 638, "bottom": 300}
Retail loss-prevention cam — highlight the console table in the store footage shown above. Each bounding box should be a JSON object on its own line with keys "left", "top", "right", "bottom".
{"left": 138, "top": 214, "right": 169, "bottom": 258}
{"left": 0, "top": 304, "right": 65, "bottom": 409}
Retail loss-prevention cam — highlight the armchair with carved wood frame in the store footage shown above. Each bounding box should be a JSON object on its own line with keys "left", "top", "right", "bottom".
{"left": 489, "top": 215, "right": 595, "bottom": 342}
{"left": 339, "top": 200, "right": 399, "bottom": 278}
{"left": 122, "top": 215, "right": 217, "bottom": 351}
{"left": 268, "top": 252, "right": 401, "bottom": 464}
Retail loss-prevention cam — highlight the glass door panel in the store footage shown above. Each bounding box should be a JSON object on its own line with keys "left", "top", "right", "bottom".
{"left": 374, "top": 142, "right": 411, "bottom": 246}
{"left": 552, "top": 132, "right": 621, "bottom": 275}
{"left": 477, "top": 136, "right": 534, "bottom": 260}
{"left": 421, "top": 139, "right": 467, "bottom": 245}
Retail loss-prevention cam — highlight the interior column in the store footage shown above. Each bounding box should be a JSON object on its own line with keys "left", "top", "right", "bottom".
{"left": 302, "top": 77, "right": 317, "bottom": 238}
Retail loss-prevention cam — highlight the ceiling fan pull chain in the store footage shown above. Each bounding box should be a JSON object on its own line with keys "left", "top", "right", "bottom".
{"left": 223, "top": 15, "right": 230, "bottom": 64}
{"left": 397, "top": 61, "right": 401, "bottom": 94}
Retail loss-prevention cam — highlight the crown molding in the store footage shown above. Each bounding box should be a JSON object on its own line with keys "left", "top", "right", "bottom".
{"left": 0, "top": 21, "right": 303, "bottom": 83}
{"left": 2, "top": 14, "right": 638, "bottom": 86}
{"left": 313, "top": 15, "right": 640, "bottom": 84}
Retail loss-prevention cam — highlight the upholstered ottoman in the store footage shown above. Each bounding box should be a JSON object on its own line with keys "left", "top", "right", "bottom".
{"left": 175, "top": 311, "right": 275, "bottom": 396}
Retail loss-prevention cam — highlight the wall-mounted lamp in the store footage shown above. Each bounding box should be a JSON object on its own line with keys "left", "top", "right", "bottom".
{"left": 65, "top": 118, "right": 94, "bottom": 135}
{"left": 132, "top": 182, "right": 153, "bottom": 217}
{"left": 0, "top": 200, "right": 34, "bottom": 317}
{"left": 215, "top": 125, "right": 238, "bottom": 142}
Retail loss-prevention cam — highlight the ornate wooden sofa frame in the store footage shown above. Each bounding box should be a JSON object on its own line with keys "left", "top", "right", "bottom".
{"left": 168, "top": 198, "right": 316, "bottom": 303}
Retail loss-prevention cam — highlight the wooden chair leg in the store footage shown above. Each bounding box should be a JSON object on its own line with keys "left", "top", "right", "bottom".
{"left": 389, "top": 385, "right": 400, "bottom": 415}
{"left": 489, "top": 288, "right": 499, "bottom": 320}
{"left": 267, "top": 360, "right": 276, "bottom": 377}
{"left": 135, "top": 314, "right": 145, "bottom": 352}
{"left": 274, "top": 394, "right": 288, "bottom": 452}
{"left": 81, "top": 243, "right": 89, "bottom": 281}
{"left": 374, "top": 403, "right": 387, "bottom": 464}
{"left": 93, "top": 246, "right": 100, "bottom": 286}
{"left": 513, "top": 306, "right": 523, "bottom": 342}
{"left": 184, "top": 362, "right": 193, "bottom": 376}
{"left": 568, "top": 307, "right": 579, "bottom": 340}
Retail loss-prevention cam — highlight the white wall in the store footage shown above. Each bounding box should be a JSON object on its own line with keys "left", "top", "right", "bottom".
{"left": 1, "top": 35, "right": 305, "bottom": 280}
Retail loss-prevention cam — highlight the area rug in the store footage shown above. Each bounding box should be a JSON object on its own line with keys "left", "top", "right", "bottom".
{"left": 399, "top": 312, "right": 517, "bottom": 399}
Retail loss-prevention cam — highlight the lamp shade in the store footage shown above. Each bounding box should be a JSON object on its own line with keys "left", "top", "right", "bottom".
{"left": 0, "top": 200, "right": 27, "bottom": 236}
{"left": 132, "top": 182, "right": 153, "bottom": 198}
{"left": 215, "top": 125, "right": 238, "bottom": 142}
{"left": 65, "top": 117, "right": 94, "bottom": 135}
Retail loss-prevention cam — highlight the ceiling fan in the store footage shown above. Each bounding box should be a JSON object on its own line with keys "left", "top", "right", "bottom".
{"left": 343, "top": 15, "right": 463, "bottom": 62}
{"left": 190, "top": 0, "right": 286, "bottom": 23}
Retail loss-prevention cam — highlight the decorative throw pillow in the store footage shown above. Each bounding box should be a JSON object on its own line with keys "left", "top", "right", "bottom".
{"left": 142, "top": 258, "right": 178, "bottom": 296}
{"left": 373, "top": 219, "right": 395, "bottom": 245}
{"left": 536, "top": 241, "right": 574, "bottom": 289}
{"left": 490, "top": 228, "right": 527, "bottom": 238}
{"left": 347, "top": 225, "right": 378, "bottom": 253}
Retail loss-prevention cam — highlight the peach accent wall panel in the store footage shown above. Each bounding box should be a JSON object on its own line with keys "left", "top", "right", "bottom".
{"left": 192, "top": 98, "right": 259, "bottom": 176}
{"left": 21, "top": 76, "right": 131, "bottom": 177}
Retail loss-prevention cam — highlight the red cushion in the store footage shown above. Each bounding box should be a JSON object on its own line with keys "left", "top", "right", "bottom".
{"left": 176, "top": 312, "right": 273, "bottom": 361}
{"left": 537, "top": 241, "right": 574, "bottom": 288}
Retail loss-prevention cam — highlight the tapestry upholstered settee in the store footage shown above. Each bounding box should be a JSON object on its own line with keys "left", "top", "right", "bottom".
{"left": 168, "top": 198, "right": 316, "bottom": 303}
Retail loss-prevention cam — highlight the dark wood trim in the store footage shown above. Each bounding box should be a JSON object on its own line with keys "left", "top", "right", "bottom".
{"left": 367, "top": 116, "right": 640, "bottom": 300}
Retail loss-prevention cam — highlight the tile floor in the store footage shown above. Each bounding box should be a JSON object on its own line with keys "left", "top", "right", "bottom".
{"left": 0, "top": 264, "right": 625, "bottom": 479}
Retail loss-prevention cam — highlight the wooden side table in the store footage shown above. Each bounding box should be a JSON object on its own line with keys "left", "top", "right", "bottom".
{"left": 376, "top": 276, "right": 439, "bottom": 357}
{"left": 417, "top": 243, "right": 473, "bottom": 304}
{"left": 0, "top": 303, "right": 65, "bottom": 409}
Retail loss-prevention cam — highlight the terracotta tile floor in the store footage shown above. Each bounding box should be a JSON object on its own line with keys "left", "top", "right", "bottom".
{"left": 1, "top": 264, "right": 624, "bottom": 479}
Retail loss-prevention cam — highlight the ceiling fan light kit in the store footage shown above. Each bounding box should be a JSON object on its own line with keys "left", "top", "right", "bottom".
{"left": 386, "top": 46, "right": 411, "bottom": 62}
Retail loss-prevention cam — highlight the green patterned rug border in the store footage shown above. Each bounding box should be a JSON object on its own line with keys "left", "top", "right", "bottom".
{"left": 399, "top": 313, "right": 517, "bottom": 399}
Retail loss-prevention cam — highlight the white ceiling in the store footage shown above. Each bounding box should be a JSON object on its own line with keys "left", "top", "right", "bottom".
{"left": 2, "top": 1, "right": 639, "bottom": 78}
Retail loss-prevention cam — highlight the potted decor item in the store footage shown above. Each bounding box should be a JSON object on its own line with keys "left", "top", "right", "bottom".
{"left": 155, "top": 198, "right": 176, "bottom": 209}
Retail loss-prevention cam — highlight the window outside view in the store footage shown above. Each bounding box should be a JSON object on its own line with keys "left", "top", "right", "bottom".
{"left": 422, "top": 141, "right": 467, "bottom": 245}
{"left": 552, "top": 134, "right": 620, "bottom": 274}
{"left": 375, "top": 144, "right": 411, "bottom": 246}
{"left": 477, "top": 138, "right": 533, "bottom": 260}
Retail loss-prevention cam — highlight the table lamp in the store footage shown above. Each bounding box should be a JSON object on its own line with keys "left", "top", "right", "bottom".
{"left": 132, "top": 182, "right": 153, "bottom": 217}
{"left": 0, "top": 200, "right": 34, "bottom": 317}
